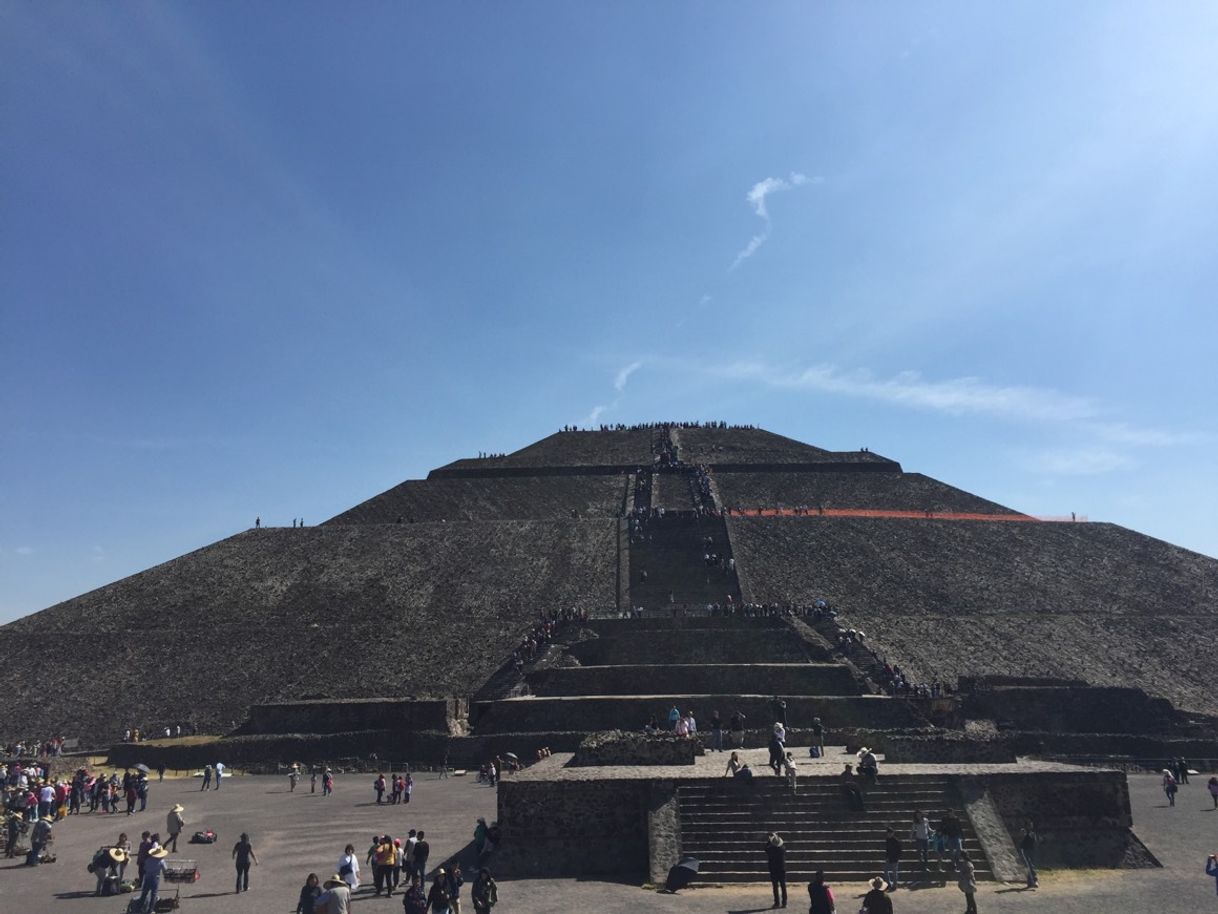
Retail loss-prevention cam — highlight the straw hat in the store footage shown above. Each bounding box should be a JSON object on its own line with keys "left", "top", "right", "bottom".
{"left": 323, "top": 874, "right": 347, "bottom": 888}
{"left": 170, "top": 804, "right": 184, "bottom": 813}
{"left": 870, "top": 876, "right": 888, "bottom": 891}
{"left": 108, "top": 847, "right": 129, "bottom": 864}
{"left": 148, "top": 846, "right": 169, "bottom": 859}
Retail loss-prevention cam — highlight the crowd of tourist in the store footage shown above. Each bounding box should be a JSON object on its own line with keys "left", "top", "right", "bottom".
{"left": 559, "top": 421, "right": 757, "bottom": 433}
{"left": 3, "top": 738, "right": 67, "bottom": 758}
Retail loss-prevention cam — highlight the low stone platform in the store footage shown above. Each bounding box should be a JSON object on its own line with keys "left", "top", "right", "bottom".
{"left": 496, "top": 749, "right": 1145, "bottom": 882}
{"left": 527, "top": 663, "right": 861, "bottom": 697}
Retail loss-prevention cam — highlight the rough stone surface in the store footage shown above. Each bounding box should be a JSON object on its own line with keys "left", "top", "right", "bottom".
{"left": 570, "top": 730, "right": 702, "bottom": 766}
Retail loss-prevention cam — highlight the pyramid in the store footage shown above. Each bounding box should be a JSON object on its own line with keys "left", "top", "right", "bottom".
{"left": 5, "top": 422, "right": 1217, "bottom": 745}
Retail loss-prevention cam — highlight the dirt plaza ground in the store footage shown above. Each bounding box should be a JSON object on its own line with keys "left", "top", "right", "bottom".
{"left": 2, "top": 769, "right": 1215, "bottom": 913}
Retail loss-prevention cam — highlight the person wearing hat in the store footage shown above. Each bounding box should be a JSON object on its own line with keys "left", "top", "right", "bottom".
{"left": 860, "top": 876, "right": 892, "bottom": 914}
{"left": 470, "top": 868, "right": 497, "bottom": 914}
{"left": 764, "top": 833, "right": 787, "bottom": 908}
{"left": 427, "top": 868, "right": 453, "bottom": 914}
{"left": 92, "top": 845, "right": 127, "bottom": 896}
{"left": 138, "top": 844, "right": 169, "bottom": 912}
{"left": 27, "top": 816, "right": 52, "bottom": 866}
{"left": 166, "top": 803, "right": 185, "bottom": 852}
{"left": 317, "top": 873, "right": 352, "bottom": 914}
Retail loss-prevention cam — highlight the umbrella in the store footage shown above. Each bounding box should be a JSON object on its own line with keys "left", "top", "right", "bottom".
{"left": 504, "top": 752, "right": 519, "bottom": 762}
{"left": 134, "top": 764, "right": 150, "bottom": 774}
{"left": 664, "top": 856, "right": 700, "bottom": 893}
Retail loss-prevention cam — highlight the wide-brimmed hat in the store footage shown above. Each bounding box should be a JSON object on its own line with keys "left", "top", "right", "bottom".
{"left": 148, "top": 846, "right": 169, "bottom": 859}
{"left": 769, "top": 833, "right": 783, "bottom": 847}
{"left": 170, "top": 804, "right": 184, "bottom": 813}
{"left": 108, "top": 847, "right": 129, "bottom": 864}
{"left": 323, "top": 874, "right": 347, "bottom": 888}
{"left": 870, "top": 876, "right": 888, "bottom": 890}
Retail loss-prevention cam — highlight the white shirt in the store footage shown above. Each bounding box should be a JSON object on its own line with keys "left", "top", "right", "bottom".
{"left": 338, "top": 852, "right": 360, "bottom": 888}
{"left": 215, "top": 763, "right": 225, "bottom": 777}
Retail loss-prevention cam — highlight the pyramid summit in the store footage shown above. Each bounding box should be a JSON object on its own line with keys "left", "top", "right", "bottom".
{"left": 6, "top": 421, "right": 1218, "bottom": 748}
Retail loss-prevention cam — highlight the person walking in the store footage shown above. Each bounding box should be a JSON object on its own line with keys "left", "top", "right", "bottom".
{"left": 710, "top": 711, "right": 724, "bottom": 752}
{"left": 323, "top": 768, "right": 334, "bottom": 797}
{"left": 1018, "top": 821, "right": 1039, "bottom": 888}
{"left": 426, "top": 869, "right": 453, "bottom": 914}
{"left": 403, "top": 874, "right": 428, "bottom": 914}
{"left": 445, "top": 863, "right": 465, "bottom": 914}
{"left": 166, "top": 803, "right": 184, "bottom": 852}
{"left": 413, "top": 830, "right": 430, "bottom": 881}
{"left": 318, "top": 873, "right": 353, "bottom": 914}
{"left": 884, "top": 827, "right": 902, "bottom": 890}
{"left": 806, "top": 870, "right": 835, "bottom": 914}
{"left": 860, "top": 876, "right": 892, "bottom": 914}
{"left": 201, "top": 764, "right": 213, "bottom": 791}
{"left": 1207, "top": 854, "right": 1218, "bottom": 896}
{"left": 729, "top": 710, "right": 747, "bottom": 748}
{"left": 232, "top": 832, "right": 258, "bottom": 893}
{"left": 958, "top": 851, "right": 978, "bottom": 914}
{"left": 1208, "top": 776, "right": 1218, "bottom": 809}
{"left": 337, "top": 843, "right": 360, "bottom": 893}
{"left": 938, "top": 810, "right": 963, "bottom": 870}
{"left": 911, "top": 810, "right": 933, "bottom": 872}
{"left": 1163, "top": 768, "right": 1179, "bottom": 806}
{"left": 765, "top": 832, "right": 787, "bottom": 908}
{"left": 470, "top": 869, "right": 498, "bottom": 914}
{"left": 296, "top": 873, "right": 322, "bottom": 914}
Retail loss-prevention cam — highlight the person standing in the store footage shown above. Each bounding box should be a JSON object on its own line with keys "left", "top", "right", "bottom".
{"left": 470, "top": 869, "right": 497, "bottom": 914}
{"left": 214, "top": 761, "right": 225, "bottom": 789}
{"left": 765, "top": 833, "right": 787, "bottom": 908}
{"left": 404, "top": 772, "right": 414, "bottom": 804}
{"left": 27, "top": 817, "right": 52, "bottom": 865}
{"left": 445, "top": 863, "right": 465, "bottom": 914}
{"left": 810, "top": 717, "right": 825, "bottom": 754}
{"left": 910, "top": 810, "right": 933, "bottom": 872}
{"left": 201, "top": 764, "right": 213, "bottom": 791}
{"left": 375, "top": 774, "right": 387, "bottom": 805}
{"left": 289, "top": 767, "right": 299, "bottom": 792}
{"left": 426, "top": 870, "right": 453, "bottom": 914}
{"left": 709, "top": 711, "right": 723, "bottom": 752}
{"left": 1207, "top": 854, "right": 1218, "bottom": 896}
{"left": 323, "top": 768, "right": 334, "bottom": 797}
{"left": 311, "top": 768, "right": 318, "bottom": 794}
{"left": 413, "top": 831, "right": 430, "bottom": 882}
{"left": 958, "top": 851, "right": 977, "bottom": 914}
{"left": 938, "top": 810, "right": 963, "bottom": 870}
{"left": 729, "top": 710, "right": 747, "bottom": 749}
{"left": 232, "top": 832, "right": 258, "bottom": 893}
{"left": 860, "top": 876, "right": 892, "bottom": 914}
{"left": 1208, "top": 776, "right": 1218, "bottom": 809}
{"left": 884, "top": 827, "right": 902, "bottom": 890}
{"left": 139, "top": 845, "right": 168, "bottom": 912}
{"left": 1018, "top": 821, "right": 1039, "bottom": 888}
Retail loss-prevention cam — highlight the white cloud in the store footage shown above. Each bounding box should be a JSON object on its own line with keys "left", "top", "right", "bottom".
{"left": 614, "top": 360, "right": 643, "bottom": 392}
{"left": 1024, "top": 449, "right": 1134, "bottom": 476}
{"left": 581, "top": 404, "right": 606, "bottom": 426}
{"left": 717, "top": 362, "right": 1097, "bottom": 422}
{"left": 1085, "top": 422, "right": 1206, "bottom": 447}
{"left": 731, "top": 172, "right": 814, "bottom": 270}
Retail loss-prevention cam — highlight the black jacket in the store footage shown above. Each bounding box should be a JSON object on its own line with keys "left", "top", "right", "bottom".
{"left": 764, "top": 843, "right": 786, "bottom": 875}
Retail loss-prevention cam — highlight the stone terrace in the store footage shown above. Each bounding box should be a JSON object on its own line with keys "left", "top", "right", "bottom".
{"left": 716, "top": 470, "right": 1021, "bottom": 515}
{"left": 0, "top": 520, "right": 616, "bottom": 742}
{"left": 325, "top": 474, "right": 631, "bottom": 523}
{"left": 730, "top": 515, "right": 1218, "bottom": 714}
{"left": 674, "top": 426, "right": 898, "bottom": 467}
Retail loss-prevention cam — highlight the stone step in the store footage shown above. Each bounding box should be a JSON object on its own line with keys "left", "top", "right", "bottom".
{"left": 566, "top": 632, "right": 812, "bottom": 665}
{"left": 472, "top": 694, "right": 925, "bottom": 734}
{"left": 689, "top": 865, "right": 994, "bottom": 883}
{"left": 526, "top": 663, "right": 860, "bottom": 698}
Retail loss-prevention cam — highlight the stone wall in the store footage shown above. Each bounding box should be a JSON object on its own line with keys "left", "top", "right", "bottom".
{"left": 883, "top": 733, "right": 1017, "bottom": 764}
{"left": 495, "top": 778, "right": 650, "bottom": 877}
{"left": 473, "top": 695, "right": 926, "bottom": 734}
{"left": 108, "top": 729, "right": 591, "bottom": 771}
{"left": 570, "top": 731, "right": 701, "bottom": 766}
{"left": 239, "top": 698, "right": 456, "bottom": 735}
{"left": 967, "top": 770, "right": 1153, "bottom": 867}
{"left": 566, "top": 630, "right": 812, "bottom": 665}
{"left": 964, "top": 686, "right": 1174, "bottom": 734}
{"left": 528, "top": 664, "right": 859, "bottom": 697}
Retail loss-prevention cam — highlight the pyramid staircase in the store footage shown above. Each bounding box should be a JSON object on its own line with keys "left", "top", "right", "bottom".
{"left": 679, "top": 775, "right": 992, "bottom": 883}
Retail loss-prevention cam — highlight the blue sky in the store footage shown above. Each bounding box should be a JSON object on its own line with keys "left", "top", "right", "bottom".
{"left": 3, "top": 2, "right": 1217, "bottom": 622}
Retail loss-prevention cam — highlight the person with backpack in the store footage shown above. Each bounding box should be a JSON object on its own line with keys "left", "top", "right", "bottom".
{"left": 471, "top": 869, "right": 498, "bottom": 914}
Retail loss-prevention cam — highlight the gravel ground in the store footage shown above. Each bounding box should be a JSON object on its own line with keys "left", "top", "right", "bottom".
{"left": 3, "top": 771, "right": 1215, "bottom": 914}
